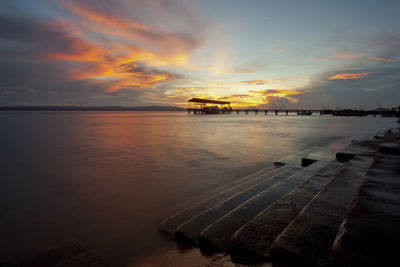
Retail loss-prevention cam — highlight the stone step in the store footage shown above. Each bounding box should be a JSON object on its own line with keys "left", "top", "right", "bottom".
{"left": 53, "top": 250, "right": 109, "bottom": 267}
{"left": 230, "top": 160, "right": 348, "bottom": 259}
{"left": 330, "top": 152, "right": 400, "bottom": 267}
{"left": 275, "top": 143, "right": 346, "bottom": 165}
{"left": 159, "top": 163, "right": 289, "bottom": 235}
{"left": 198, "top": 160, "right": 331, "bottom": 252}
{"left": 336, "top": 143, "right": 377, "bottom": 161}
{"left": 378, "top": 142, "right": 400, "bottom": 155}
{"left": 175, "top": 166, "right": 303, "bottom": 243}
{"left": 269, "top": 155, "right": 376, "bottom": 266}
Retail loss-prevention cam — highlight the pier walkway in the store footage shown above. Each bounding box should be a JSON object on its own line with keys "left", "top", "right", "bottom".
{"left": 187, "top": 108, "right": 400, "bottom": 117}
{"left": 187, "top": 97, "right": 400, "bottom": 116}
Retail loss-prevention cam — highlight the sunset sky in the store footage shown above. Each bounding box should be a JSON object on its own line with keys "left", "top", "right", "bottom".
{"left": 1, "top": 0, "right": 399, "bottom": 109}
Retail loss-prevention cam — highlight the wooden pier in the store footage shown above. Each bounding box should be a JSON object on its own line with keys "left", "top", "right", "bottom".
{"left": 188, "top": 108, "right": 329, "bottom": 116}
{"left": 188, "top": 98, "right": 400, "bottom": 117}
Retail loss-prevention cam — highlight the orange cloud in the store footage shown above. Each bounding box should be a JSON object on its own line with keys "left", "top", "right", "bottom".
{"left": 314, "top": 50, "right": 362, "bottom": 60}
{"left": 33, "top": 2, "right": 198, "bottom": 93}
{"left": 44, "top": 38, "right": 105, "bottom": 62}
{"left": 115, "top": 46, "right": 188, "bottom": 67}
{"left": 63, "top": 1, "right": 199, "bottom": 55}
{"left": 328, "top": 72, "right": 371, "bottom": 80}
{"left": 240, "top": 78, "right": 291, "bottom": 85}
{"left": 368, "top": 57, "right": 395, "bottom": 62}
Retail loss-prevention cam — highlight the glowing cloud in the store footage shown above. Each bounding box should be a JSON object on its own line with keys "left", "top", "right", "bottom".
{"left": 368, "top": 57, "right": 395, "bottom": 62}
{"left": 314, "top": 50, "right": 362, "bottom": 60}
{"left": 27, "top": 0, "right": 203, "bottom": 93}
{"left": 328, "top": 72, "right": 372, "bottom": 80}
{"left": 240, "top": 78, "right": 291, "bottom": 85}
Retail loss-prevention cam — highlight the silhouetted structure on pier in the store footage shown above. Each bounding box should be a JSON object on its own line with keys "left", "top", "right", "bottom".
{"left": 188, "top": 98, "right": 231, "bottom": 114}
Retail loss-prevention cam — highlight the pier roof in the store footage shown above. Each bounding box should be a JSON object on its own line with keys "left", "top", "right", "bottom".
{"left": 188, "top": 98, "right": 230, "bottom": 105}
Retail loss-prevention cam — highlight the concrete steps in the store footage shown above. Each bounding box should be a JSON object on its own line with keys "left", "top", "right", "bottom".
{"left": 198, "top": 160, "right": 331, "bottom": 252}
{"left": 159, "top": 145, "right": 333, "bottom": 236}
{"left": 159, "top": 163, "right": 289, "bottom": 235}
{"left": 269, "top": 153, "right": 376, "bottom": 266}
{"left": 230, "top": 160, "right": 348, "bottom": 259}
{"left": 159, "top": 141, "right": 348, "bottom": 253}
{"left": 175, "top": 166, "right": 302, "bottom": 243}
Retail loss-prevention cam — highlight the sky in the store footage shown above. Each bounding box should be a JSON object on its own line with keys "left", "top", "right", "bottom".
{"left": 0, "top": 0, "right": 399, "bottom": 109}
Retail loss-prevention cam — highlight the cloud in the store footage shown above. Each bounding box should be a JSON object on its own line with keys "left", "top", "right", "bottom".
{"left": 271, "top": 47, "right": 287, "bottom": 52}
{"left": 0, "top": 16, "right": 103, "bottom": 62}
{"left": 105, "top": 63, "right": 181, "bottom": 92}
{"left": 368, "top": 57, "right": 396, "bottom": 62}
{"left": 328, "top": 72, "right": 372, "bottom": 80}
{"left": 0, "top": 15, "right": 182, "bottom": 91}
{"left": 259, "top": 96, "right": 298, "bottom": 109}
{"left": 240, "top": 78, "right": 291, "bottom": 85}
{"left": 223, "top": 24, "right": 234, "bottom": 29}
{"left": 314, "top": 49, "right": 362, "bottom": 60}
{"left": 289, "top": 63, "right": 400, "bottom": 109}
{"left": 62, "top": 0, "right": 204, "bottom": 55}
{"left": 240, "top": 80, "right": 268, "bottom": 85}
{"left": 0, "top": 86, "right": 12, "bottom": 95}
{"left": 0, "top": 0, "right": 207, "bottom": 105}
{"left": 271, "top": 41, "right": 294, "bottom": 52}
{"left": 259, "top": 89, "right": 303, "bottom": 96}
{"left": 218, "top": 94, "right": 250, "bottom": 100}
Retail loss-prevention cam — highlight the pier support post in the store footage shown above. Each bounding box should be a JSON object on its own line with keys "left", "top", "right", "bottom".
{"left": 236, "top": 110, "right": 239, "bottom": 115}
{"left": 275, "top": 110, "right": 278, "bottom": 115}
{"left": 320, "top": 111, "right": 323, "bottom": 116}
{"left": 286, "top": 110, "right": 288, "bottom": 116}
{"left": 255, "top": 110, "right": 258, "bottom": 115}
{"left": 245, "top": 110, "right": 249, "bottom": 115}
{"left": 297, "top": 110, "right": 299, "bottom": 115}
{"left": 264, "top": 110, "right": 268, "bottom": 115}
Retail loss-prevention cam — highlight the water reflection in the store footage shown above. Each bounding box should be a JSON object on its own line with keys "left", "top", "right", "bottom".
{"left": 0, "top": 111, "right": 396, "bottom": 266}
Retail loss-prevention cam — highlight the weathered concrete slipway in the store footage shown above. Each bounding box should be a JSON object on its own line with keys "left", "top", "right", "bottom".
{"left": 160, "top": 128, "right": 400, "bottom": 266}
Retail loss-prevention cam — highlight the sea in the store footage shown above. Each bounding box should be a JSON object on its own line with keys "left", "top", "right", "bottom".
{"left": 0, "top": 111, "right": 397, "bottom": 266}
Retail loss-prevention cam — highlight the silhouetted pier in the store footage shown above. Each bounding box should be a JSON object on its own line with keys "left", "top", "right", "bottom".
{"left": 188, "top": 108, "right": 329, "bottom": 116}
{"left": 188, "top": 98, "right": 400, "bottom": 117}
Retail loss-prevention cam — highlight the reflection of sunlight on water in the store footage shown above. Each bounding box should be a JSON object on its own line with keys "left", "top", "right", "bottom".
{"left": 0, "top": 111, "right": 396, "bottom": 266}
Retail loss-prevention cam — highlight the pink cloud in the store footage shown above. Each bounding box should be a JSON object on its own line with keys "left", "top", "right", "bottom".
{"left": 368, "top": 57, "right": 395, "bottom": 62}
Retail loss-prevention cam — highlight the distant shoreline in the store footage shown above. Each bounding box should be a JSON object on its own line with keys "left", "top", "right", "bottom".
{"left": 0, "top": 106, "right": 186, "bottom": 111}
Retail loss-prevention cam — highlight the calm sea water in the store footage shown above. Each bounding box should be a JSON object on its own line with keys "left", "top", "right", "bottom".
{"left": 0, "top": 111, "right": 397, "bottom": 266}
